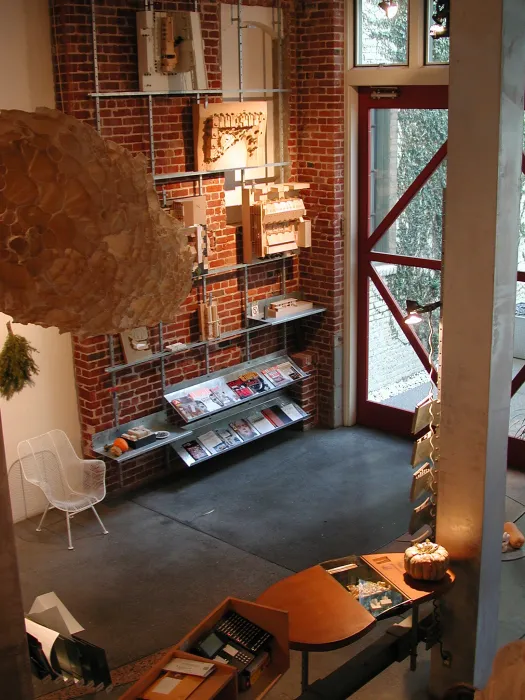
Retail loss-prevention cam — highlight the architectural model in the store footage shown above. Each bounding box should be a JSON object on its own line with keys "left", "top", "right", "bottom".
{"left": 120, "top": 327, "right": 153, "bottom": 364}
{"left": 0, "top": 108, "right": 193, "bottom": 336}
{"left": 242, "top": 182, "right": 311, "bottom": 263}
{"left": 266, "top": 298, "right": 313, "bottom": 319}
{"left": 199, "top": 293, "right": 220, "bottom": 340}
{"left": 193, "top": 102, "right": 267, "bottom": 172}
{"left": 136, "top": 11, "right": 208, "bottom": 91}
{"left": 171, "top": 195, "right": 209, "bottom": 276}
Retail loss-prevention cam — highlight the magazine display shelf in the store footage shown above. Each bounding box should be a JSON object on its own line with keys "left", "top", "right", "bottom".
{"left": 173, "top": 391, "right": 308, "bottom": 467}
{"left": 164, "top": 351, "right": 307, "bottom": 424}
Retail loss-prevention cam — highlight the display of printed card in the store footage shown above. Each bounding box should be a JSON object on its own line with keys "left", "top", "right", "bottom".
{"left": 198, "top": 431, "right": 228, "bottom": 454}
{"left": 171, "top": 396, "right": 207, "bottom": 421}
{"left": 274, "top": 361, "right": 302, "bottom": 382}
{"left": 229, "top": 419, "right": 259, "bottom": 441}
{"left": 216, "top": 428, "right": 243, "bottom": 447}
{"left": 246, "top": 411, "right": 275, "bottom": 435}
{"left": 182, "top": 440, "right": 210, "bottom": 461}
{"left": 238, "top": 371, "right": 271, "bottom": 394}
{"left": 261, "top": 365, "right": 288, "bottom": 387}
{"left": 280, "top": 403, "right": 305, "bottom": 421}
{"left": 226, "top": 377, "right": 254, "bottom": 399}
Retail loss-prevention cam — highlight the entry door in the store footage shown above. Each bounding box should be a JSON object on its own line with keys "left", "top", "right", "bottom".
{"left": 356, "top": 86, "right": 448, "bottom": 435}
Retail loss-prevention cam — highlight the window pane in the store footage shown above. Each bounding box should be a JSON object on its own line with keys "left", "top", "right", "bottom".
{"left": 426, "top": 0, "right": 450, "bottom": 64}
{"left": 356, "top": 0, "right": 408, "bottom": 66}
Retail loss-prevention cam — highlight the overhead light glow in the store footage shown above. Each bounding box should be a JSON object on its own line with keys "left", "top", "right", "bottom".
{"left": 404, "top": 312, "right": 423, "bottom": 325}
{"left": 378, "top": 1, "right": 399, "bottom": 19}
{"left": 403, "top": 299, "right": 442, "bottom": 325}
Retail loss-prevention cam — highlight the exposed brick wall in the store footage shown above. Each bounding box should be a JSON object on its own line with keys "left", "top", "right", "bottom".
{"left": 50, "top": 0, "right": 344, "bottom": 489}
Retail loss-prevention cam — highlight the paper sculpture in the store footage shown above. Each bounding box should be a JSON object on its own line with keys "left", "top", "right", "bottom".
{"left": 193, "top": 102, "right": 267, "bottom": 172}
{"left": 0, "top": 108, "right": 192, "bottom": 336}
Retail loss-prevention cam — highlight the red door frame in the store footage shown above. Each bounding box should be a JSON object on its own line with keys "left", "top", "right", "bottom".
{"left": 356, "top": 85, "right": 525, "bottom": 466}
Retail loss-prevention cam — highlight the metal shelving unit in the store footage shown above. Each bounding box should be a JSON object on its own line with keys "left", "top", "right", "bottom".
{"left": 88, "top": 0, "right": 315, "bottom": 471}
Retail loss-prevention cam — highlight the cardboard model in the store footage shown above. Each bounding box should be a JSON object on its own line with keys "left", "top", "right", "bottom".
{"left": 0, "top": 108, "right": 192, "bottom": 336}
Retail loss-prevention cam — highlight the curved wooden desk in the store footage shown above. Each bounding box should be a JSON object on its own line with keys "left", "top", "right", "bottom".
{"left": 257, "top": 551, "right": 454, "bottom": 692}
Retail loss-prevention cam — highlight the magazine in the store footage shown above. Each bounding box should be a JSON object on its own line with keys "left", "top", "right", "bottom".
{"left": 171, "top": 396, "right": 207, "bottom": 421}
{"left": 262, "top": 405, "right": 293, "bottom": 428}
{"left": 208, "top": 381, "right": 240, "bottom": 407}
{"left": 280, "top": 403, "right": 305, "bottom": 421}
{"left": 261, "top": 366, "right": 289, "bottom": 387}
{"left": 274, "top": 361, "right": 301, "bottom": 382}
{"left": 216, "top": 428, "right": 243, "bottom": 448}
{"left": 182, "top": 440, "right": 210, "bottom": 461}
{"left": 188, "top": 387, "right": 225, "bottom": 413}
{"left": 198, "top": 430, "right": 228, "bottom": 454}
{"left": 226, "top": 377, "right": 254, "bottom": 400}
{"left": 246, "top": 411, "right": 275, "bottom": 435}
{"left": 229, "top": 419, "right": 259, "bottom": 441}
{"left": 238, "top": 371, "right": 271, "bottom": 394}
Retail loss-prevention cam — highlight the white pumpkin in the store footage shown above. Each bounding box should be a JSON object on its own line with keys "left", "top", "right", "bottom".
{"left": 404, "top": 540, "right": 450, "bottom": 581}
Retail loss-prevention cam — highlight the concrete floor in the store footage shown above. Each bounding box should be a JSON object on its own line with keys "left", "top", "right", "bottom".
{"left": 14, "top": 426, "right": 525, "bottom": 700}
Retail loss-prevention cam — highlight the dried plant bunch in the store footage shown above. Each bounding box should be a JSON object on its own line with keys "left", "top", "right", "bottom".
{"left": 0, "top": 108, "right": 192, "bottom": 336}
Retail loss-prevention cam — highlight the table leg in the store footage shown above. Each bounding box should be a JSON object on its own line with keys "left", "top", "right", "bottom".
{"left": 301, "top": 650, "right": 309, "bottom": 692}
{"left": 410, "top": 603, "right": 419, "bottom": 671}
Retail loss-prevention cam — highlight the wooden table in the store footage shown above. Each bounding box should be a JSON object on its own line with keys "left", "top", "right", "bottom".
{"left": 257, "top": 552, "right": 454, "bottom": 692}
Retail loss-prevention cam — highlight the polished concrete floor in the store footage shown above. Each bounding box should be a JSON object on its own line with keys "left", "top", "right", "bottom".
{"left": 13, "top": 426, "right": 525, "bottom": 699}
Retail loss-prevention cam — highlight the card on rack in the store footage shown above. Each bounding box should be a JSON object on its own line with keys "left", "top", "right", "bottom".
{"left": 216, "top": 428, "right": 243, "bottom": 447}
{"left": 198, "top": 431, "right": 228, "bottom": 454}
{"left": 246, "top": 411, "right": 275, "bottom": 435}
{"left": 230, "top": 419, "right": 259, "bottom": 441}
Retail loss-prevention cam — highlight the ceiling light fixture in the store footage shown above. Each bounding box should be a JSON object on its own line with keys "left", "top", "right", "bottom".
{"left": 430, "top": 0, "right": 450, "bottom": 39}
{"left": 378, "top": 1, "right": 399, "bottom": 19}
{"left": 404, "top": 299, "right": 442, "bottom": 325}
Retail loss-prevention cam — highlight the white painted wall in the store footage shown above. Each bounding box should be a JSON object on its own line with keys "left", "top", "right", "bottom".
{"left": 0, "top": 0, "right": 82, "bottom": 522}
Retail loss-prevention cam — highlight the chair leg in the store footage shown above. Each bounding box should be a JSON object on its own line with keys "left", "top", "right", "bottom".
{"left": 66, "top": 510, "right": 74, "bottom": 550}
{"left": 36, "top": 503, "right": 50, "bottom": 532}
{"left": 91, "top": 505, "right": 109, "bottom": 535}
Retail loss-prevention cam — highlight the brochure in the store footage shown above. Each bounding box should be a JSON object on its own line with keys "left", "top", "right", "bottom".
{"left": 198, "top": 431, "right": 228, "bottom": 454}
{"left": 171, "top": 396, "right": 207, "bottom": 421}
{"left": 182, "top": 440, "right": 210, "bottom": 461}
{"left": 274, "top": 361, "right": 301, "bottom": 382}
{"left": 261, "top": 365, "right": 289, "bottom": 387}
{"left": 226, "top": 378, "right": 254, "bottom": 399}
{"left": 216, "top": 428, "right": 243, "bottom": 447}
{"left": 229, "top": 419, "right": 259, "bottom": 441}
{"left": 262, "top": 405, "right": 293, "bottom": 428}
{"left": 280, "top": 403, "right": 305, "bottom": 421}
{"left": 246, "top": 411, "right": 275, "bottom": 435}
{"left": 188, "top": 387, "right": 225, "bottom": 413}
{"left": 238, "top": 371, "right": 271, "bottom": 394}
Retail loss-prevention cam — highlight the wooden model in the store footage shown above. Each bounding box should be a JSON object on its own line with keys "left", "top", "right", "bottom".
{"left": 242, "top": 183, "right": 311, "bottom": 263}
{"left": 199, "top": 293, "right": 220, "bottom": 340}
{"left": 187, "top": 225, "right": 209, "bottom": 277}
{"left": 0, "top": 108, "right": 192, "bottom": 336}
{"left": 193, "top": 102, "right": 267, "bottom": 172}
{"left": 137, "top": 11, "right": 208, "bottom": 91}
{"left": 171, "top": 196, "right": 209, "bottom": 276}
{"left": 266, "top": 298, "right": 313, "bottom": 319}
{"left": 120, "top": 327, "right": 153, "bottom": 364}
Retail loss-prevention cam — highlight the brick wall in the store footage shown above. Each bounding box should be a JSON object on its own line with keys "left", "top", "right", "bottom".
{"left": 50, "top": 0, "right": 345, "bottom": 489}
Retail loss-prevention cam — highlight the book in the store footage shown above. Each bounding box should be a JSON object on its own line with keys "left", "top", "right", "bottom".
{"left": 238, "top": 371, "right": 272, "bottom": 394}
{"left": 226, "top": 377, "right": 254, "bottom": 399}
{"left": 230, "top": 419, "right": 259, "bottom": 441}
{"left": 182, "top": 440, "right": 210, "bottom": 461}
{"left": 171, "top": 396, "right": 207, "bottom": 421}
{"left": 261, "top": 365, "right": 289, "bottom": 387}
{"left": 262, "top": 405, "right": 293, "bottom": 427}
{"left": 246, "top": 411, "right": 275, "bottom": 435}
{"left": 216, "top": 428, "right": 243, "bottom": 447}
{"left": 274, "top": 361, "right": 302, "bottom": 382}
{"left": 198, "top": 430, "right": 228, "bottom": 454}
{"left": 280, "top": 403, "right": 305, "bottom": 421}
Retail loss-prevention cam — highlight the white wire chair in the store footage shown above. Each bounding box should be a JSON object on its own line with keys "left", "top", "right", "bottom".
{"left": 17, "top": 430, "right": 109, "bottom": 550}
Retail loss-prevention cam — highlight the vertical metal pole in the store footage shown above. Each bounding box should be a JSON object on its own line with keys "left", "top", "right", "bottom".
{"left": 203, "top": 276, "right": 210, "bottom": 374}
{"left": 281, "top": 256, "right": 287, "bottom": 353}
{"left": 108, "top": 335, "right": 120, "bottom": 428}
{"left": 148, "top": 94, "right": 156, "bottom": 177}
{"left": 244, "top": 267, "right": 251, "bottom": 361}
{"left": 430, "top": 0, "right": 525, "bottom": 694}
{"left": 90, "top": 0, "right": 101, "bottom": 134}
{"left": 237, "top": 0, "right": 243, "bottom": 102}
{"left": 277, "top": 0, "right": 284, "bottom": 182}
{"left": 0, "top": 414, "right": 33, "bottom": 700}
{"left": 159, "top": 322, "right": 166, "bottom": 394}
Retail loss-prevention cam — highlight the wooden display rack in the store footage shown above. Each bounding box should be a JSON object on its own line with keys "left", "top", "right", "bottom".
{"left": 122, "top": 598, "right": 289, "bottom": 700}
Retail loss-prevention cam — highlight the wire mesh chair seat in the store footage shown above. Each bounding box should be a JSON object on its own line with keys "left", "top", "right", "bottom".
{"left": 17, "top": 430, "right": 109, "bottom": 550}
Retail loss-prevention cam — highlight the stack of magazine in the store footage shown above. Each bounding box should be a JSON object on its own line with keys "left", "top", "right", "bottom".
{"left": 179, "top": 401, "right": 306, "bottom": 464}
{"left": 169, "top": 359, "right": 303, "bottom": 423}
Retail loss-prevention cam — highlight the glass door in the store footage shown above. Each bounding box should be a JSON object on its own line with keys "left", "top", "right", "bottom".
{"left": 357, "top": 86, "right": 448, "bottom": 434}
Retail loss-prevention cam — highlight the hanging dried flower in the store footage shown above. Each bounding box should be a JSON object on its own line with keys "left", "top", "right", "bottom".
{"left": 0, "top": 323, "right": 39, "bottom": 400}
